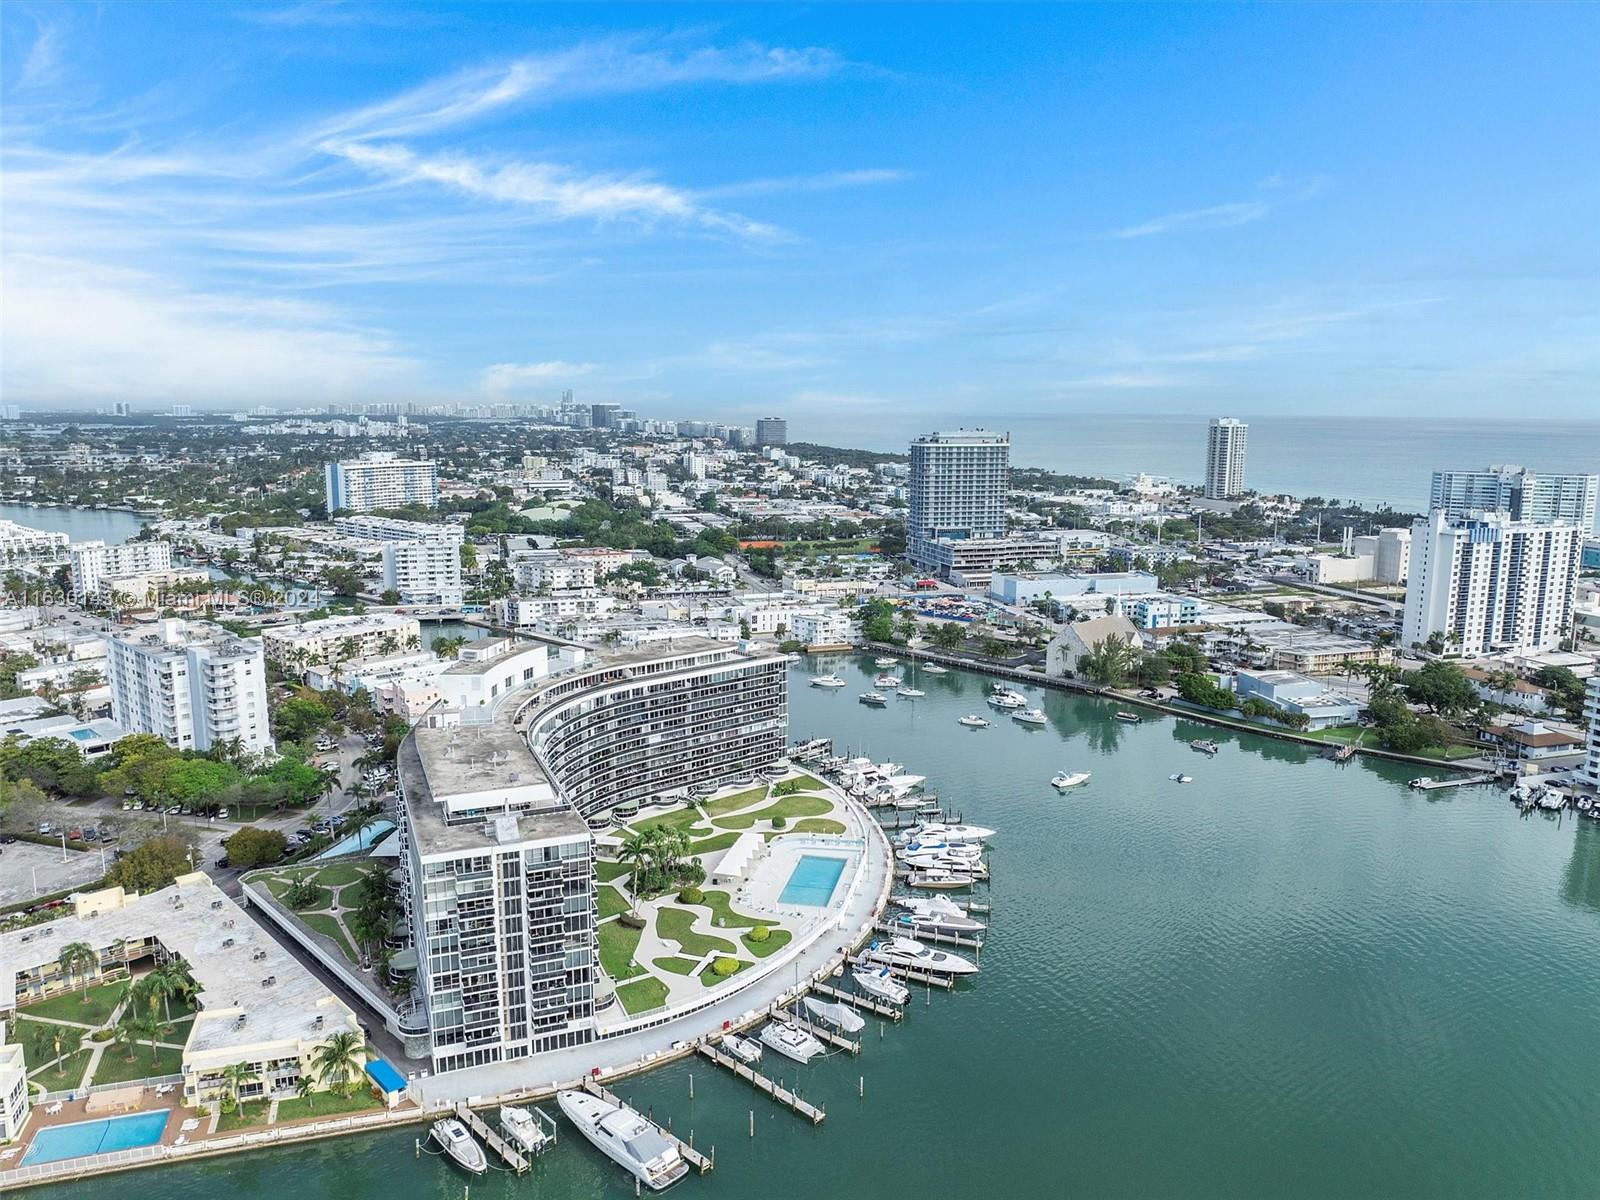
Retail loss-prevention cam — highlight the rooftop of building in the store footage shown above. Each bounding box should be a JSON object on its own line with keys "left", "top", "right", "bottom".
{"left": 263, "top": 611, "right": 419, "bottom": 637}
{"left": 111, "top": 618, "right": 260, "bottom": 658}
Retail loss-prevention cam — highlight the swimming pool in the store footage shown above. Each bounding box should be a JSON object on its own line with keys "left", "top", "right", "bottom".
{"left": 779, "top": 854, "right": 848, "bottom": 907}
{"left": 22, "top": 1109, "right": 170, "bottom": 1166}
{"left": 313, "top": 818, "right": 395, "bottom": 860}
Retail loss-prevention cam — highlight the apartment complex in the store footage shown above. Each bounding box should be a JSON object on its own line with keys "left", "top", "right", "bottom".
{"left": 1401, "top": 510, "right": 1582, "bottom": 657}
{"left": 906, "top": 430, "right": 1048, "bottom": 585}
{"left": 1205, "top": 417, "right": 1249, "bottom": 499}
{"left": 755, "top": 416, "right": 788, "bottom": 447}
{"left": 0, "top": 1034, "right": 25, "bottom": 1143}
{"left": 261, "top": 612, "right": 423, "bottom": 669}
{"left": 1430, "top": 465, "right": 1599, "bottom": 530}
{"left": 324, "top": 453, "right": 439, "bottom": 513}
{"left": 382, "top": 541, "right": 463, "bottom": 606}
{"left": 107, "top": 618, "right": 273, "bottom": 753}
{"left": 0, "top": 520, "right": 68, "bottom": 565}
{"left": 68, "top": 538, "right": 172, "bottom": 599}
{"left": 1582, "top": 676, "right": 1600, "bottom": 792}
{"left": 332, "top": 514, "right": 465, "bottom": 544}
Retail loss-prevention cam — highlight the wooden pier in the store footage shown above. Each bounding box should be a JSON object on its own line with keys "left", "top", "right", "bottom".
{"left": 1411, "top": 773, "right": 1495, "bottom": 791}
{"left": 781, "top": 1009, "right": 861, "bottom": 1055}
{"left": 696, "top": 1042, "right": 826, "bottom": 1125}
{"left": 451, "top": 1102, "right": 528, "bottom": 1174}
{"left": 811, "top": 979, "right": 903, "bottom": 1020}
{"left": 874, "top": 920, "right": 983, "bottom": 950}
{"left": 580, "top": 1078, "right": 715, "bottom": 1172}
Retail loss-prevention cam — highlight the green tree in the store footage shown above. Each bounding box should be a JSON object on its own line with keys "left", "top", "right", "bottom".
{"left": 105, "top": 835, "right": 194, "bottom": 893}
{"left": 274, "top": 697, "right": 332, "bottom": 742}
{"left": 57, "top": 941, "right": 98, "bottom": 1002}
{"left": 223, "top": 825, "right": 289, "bottom": 868}
{"left": 221, "top": 1060, "right": 262, "bottom": 1114}
{"left": 932, "top": 622, "right": 965, "bottom": 650}
{"left": 309, "top": 1030, "right": 367, "bottom": 1097}
{"left": 1403, "top": 661, "right": 1476, "bottom": 716}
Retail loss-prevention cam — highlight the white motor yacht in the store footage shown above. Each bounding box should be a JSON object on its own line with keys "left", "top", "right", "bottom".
{"left": 804, "top": 997, "right": 867, "bottom": 1033}
{"left": 430, "top": 1118, "right": 488, "bottom": 1175}
{"left": 900, "top": 822, "right": 997, "bottom": 843}
{"left": 874, "top": 656, "right": 898, "bottom": 668}
{"left": 957, "top": 714, "right": 990, "bottom": 728}
{"left": 557, "top": 1090, "right": 689, "bottom": 1192}
{"left": 1169, "top": 773, "right": 1194, "bottom": 784}
{"left": 859, "top": 691, "right": 888, "bottom": 706}
{"left": 898, "top": 839, "right": 983, "bottom": 861}
{"left": 897, "top": 687, "right": 925, "bottom": 699}
{"left": 987, "top": 689, "right": 1028, "bottom": 710}
{"left": 865, "top": 935, "right": 980, "bottom": 975}
{"left": 810, "top": 674, "right": 847, "bottom": 688}
{"left": 892, "top": 894, "right": 987, "bottom": 934}
{"left": 499, "top": 1105, "right": 552, "bottom": 1156}
{"left": 903, "top": 852, "right": 988, "bottom": 876}
{"left": 874, "top": 673, "right": 902, "bottom": 687}
{"left": 759, "top": 1021, "right": 825, "bottom": 1063}
{"left": 853, "top": 965, "right": 911, "bottom": 1004}
{"left": 1051, "top": 770, "right": 1091, "bottom": 790}
{"left": 1012, "top": 707, "right": 1047, "bottom": 725}
{"left": 921, "top": 663, "right": 949, "bottom": 675}
{"left": 722, "top": 1034, "right": 763, "bottom": 1066}
{"left": 907, "top": 867, "right": 976, "bottom": 890}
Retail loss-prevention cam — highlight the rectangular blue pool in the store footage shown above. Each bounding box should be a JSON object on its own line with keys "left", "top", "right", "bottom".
{"left": 779, "top": 854, "right": 848, "bottom": 907}
{"left": 22, "top": 1109, "right": 170, "bottom": 1166}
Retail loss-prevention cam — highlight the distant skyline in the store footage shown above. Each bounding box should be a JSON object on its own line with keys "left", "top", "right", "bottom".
{"left": 3, "top": 3, "right": 1597, "bottom": 416}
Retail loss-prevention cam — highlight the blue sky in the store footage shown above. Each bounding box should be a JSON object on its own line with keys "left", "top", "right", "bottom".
{"left": 3, "top": 2, "right": 1596, "bottom": 421}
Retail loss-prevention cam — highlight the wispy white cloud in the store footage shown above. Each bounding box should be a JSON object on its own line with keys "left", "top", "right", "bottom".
{"left": 482, "top": 361, "right": 598, "bottom": 393}
{"left": 13, "top": 17, "right": 64, "bottom": 92}
{"left": 698, "top": 168, "right": 912, "bottom": 200}
{"left": 1112, "top": 200, "right": 1271, "bottom": 239}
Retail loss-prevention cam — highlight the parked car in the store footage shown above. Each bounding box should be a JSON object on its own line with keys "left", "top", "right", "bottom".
{"left": 216, "top": 808, "right": 230, "bottom": 821}
{"left": 215, "top": 857, "right": 230, "bottom": 870}
{"left": 38, "top": 823, "right": 52, "bottom": 835}
{"left": 0, "top": 834, "right": 16, "bottom": 844}
{"left": 165, "top": 805, "right": 181, "bottom": 816}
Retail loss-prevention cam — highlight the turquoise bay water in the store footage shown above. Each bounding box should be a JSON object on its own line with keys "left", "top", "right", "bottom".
{"left": 0, "top": 501, "right": 146, "bottom": 544}
{"left": 35, "top": 656, "right": 1600, "bottom": 1198}
{"left": 778, "top": 854, "right": 849, "bottom": 907}
{"left": 23, "top": 1110, "right": 170, "bottom": 1166}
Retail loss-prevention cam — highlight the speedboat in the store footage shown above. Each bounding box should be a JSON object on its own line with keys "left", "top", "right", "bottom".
{"left": 921, "top": 663, "right": 949, "bottom": 675}
{"left": 1190, "top": 739, "right": 1220, "bottom": 755}
{"left": 897, "top": 687, "right": 925, "bottom": 699}
{"left": 892, "top": 895, "right": 986, "bottom": 934}
{"left": 557, "top": 1090, "right": 689, "bottom": 1192}
{"left": 1113, "top": 711, "right": 1143, "bottom": 724}
{"left": 499, "top": 1105, "right": 552, "bottom": 1155}
{"left": 987, "top": 689, "right": 1028, "bottom": 710}
{"left": 898, "top": 837, "right": 983, "bottom": 857}
{"left": 722, "top": 1033, "right": 763, "bottom": 1065}
{"left": 874, "top": 656, "right": 898, "bottom": 668}
{"left": 907, "top": 867, "right": 976, "bottom": 889}
{"left": 900, "top": 847, "right": 983, "bottom": 869}
{"left": 1051, "top": 770, "right": 1091, "bottom": 790}
{"left": 957, "top": 714, "right": 990, "bottom": 728}
{"left": 1169, "top": 773, "right": 1193, "bottom": 784}
{"left": 903, "top": 852, "right": 988, "bottom": 876}
{"left": 900, "top": 822, "right": 997, "bottom": 843}
{"left": 865, "top": 935, "right": 980, "bottom": 976}
{"left": 430, "top": 1118, "right": 488, "bottom": 1175}
{"left": 759, "top": 1021, "right": 825, "bottom": 1063}
{"left": 804, "top": 997, "right": 866, "bottom": 1033}
{"left": 874, "top": 673, "right": 902, "bottom": 687}
{"left": 858, "top": 691, "right": 888, "bottom": 706}
{"left": 853, "top": 964, "right": 911, "bottom": 1004}
{"left": 810, "top": 674, "right": 847, "bottom": 688}
{"left": 1012, "top": 707, "right": 1047, "bottom": 725}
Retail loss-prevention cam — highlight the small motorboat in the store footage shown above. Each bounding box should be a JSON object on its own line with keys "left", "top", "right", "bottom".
{"left": 897, "top": 687, "right": 925, "bottom": 699}
{"left": 1190, "top": 739, "right": 1220, "bottom": 755}
{"left": 853, "top": 964, "right": 910, "bottom": 1004}
{"left": 804, "top": 997, "right": 867, "bottom": 1033}
{"left": 1169, "top": 773, "right": 1193, "bottom": 784}
{"left": 810, "top": 674, "right": 847, "bottom": 688}
{"left": 957, "top": 714, "right": 990, "bottom": 728}
{"left": 431, "top": 1118, "right": 488, "bottom": 1175}
{"left": 1408, "top": 777, "right": 1435, "bottom": 790}
{"left": 1113, "top": 711, "right": 1143, "bottom": 724}
{"left": 1051, "top": 770, "right": 1091, "bottom": 790}
{"left": 499, "top": 1105, "right": 552, "bottom": 1156}
{"left": 874, "top": 673, "right": 902, "bottom": 687}
{"left": 859, "top": 691, "right": 888, "bottom": 706}
{"left": 921, "top": 663, "right": 949, "bottom": 675}
{"left": 907, "top": 867, "right": 976, "bottom": 890}
{"left": 874, "top": 656, "right": 898, "bottom": 668}
{"left": 760, "top": 1021, "right": 825, "bottom": 1063}
{"left": 987, "top": 689, "right": 1028, "bottom": 710}
{"left": 722, "top": 1033, "right": 763, "bottom": 1065}
{"left": 1012, "top": 707, "right": 1047, "bottom": 726}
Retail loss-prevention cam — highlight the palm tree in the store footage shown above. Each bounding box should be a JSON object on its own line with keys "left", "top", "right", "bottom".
{"left": 111, "top": 1017, "right": 139, "bottom": 1063}
{"left": 143, "top": 962, "right": 182, "bottom": 1024}
{"left": 220, "top": 1060, "right": 261, "bottom": 1115}
{"left": 295, "top": 1073, "right": 317, "bottom": 1114}
{"left": 618, "top": 831, "right": 652, "bottom": 894}
{"left": 309, "top": 1030, "right": 366, "bottom": 1098}
{"left": 58, "top": 941, "right": 97, "bottom": 1002}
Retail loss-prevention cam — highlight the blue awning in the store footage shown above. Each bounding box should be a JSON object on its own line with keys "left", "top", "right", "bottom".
{"left": 364, "top": 1058, "right": 407, "bottom": 1094}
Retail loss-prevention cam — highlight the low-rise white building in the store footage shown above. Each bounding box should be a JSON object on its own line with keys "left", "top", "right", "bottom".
{"left": 69, "top": 539, "right": 172, "bottom": 599}
{"left": 107, "top": 618, "right": 272, "bottom": 753}
{"left": 261, "top": 612, "right": 423, "bottom": 669}
{"left": 382, "top": 540, "right": 463, "bottom": 606}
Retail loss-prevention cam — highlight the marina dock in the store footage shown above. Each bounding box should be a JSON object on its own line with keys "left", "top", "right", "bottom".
{"left": 1411, "top": 773, "right": 1495, "bottom": 791}
{"left": 580, "top": 1078, "right": 714, "bottom": 1172}
{"left": 811, "top": 979, "right": 903, "bottom": 1020}
{"left": 855, "top": 953, "right": 956, "bottom": 989}
{"left": 874, "top": 919, "right": 983, "bottom": 950}
{"left": 696, "top": 1042, "right": 827, "bottom": 1125}
{"left": 451, "top": 1102, "right": 528, "bottom": 1174}
{"left": 781, "top": 1009, "right": 861, "bottom": 1055}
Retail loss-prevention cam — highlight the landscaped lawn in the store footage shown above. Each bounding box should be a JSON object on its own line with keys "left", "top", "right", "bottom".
{"left": 698, "top": 959, "right": 751, "bottom": 987}
{"left": 29, "top": 1048, "right": 91, "bottom": 1086}
{"left": 595, "top": 859, "right": 631, "bottom": 882}
{"left": 714, "top": 795, "right": 834, "bottom": 830}
{"left": 763, "top": 818, "right": 847, "bottom": 840}
{"left": 687, "top": 831, "right": 742, "bottom": 857}
{"left": 632, "top": 806, "right": 709, "bottom": 834}
{"left": 276, "top": 1088, "right": 383, "bottom": 1123}
{"left": 597, "top": 920, "right": 645, "bottom": 981}
{"left": 596, "top": 885, "right": 631, "bottom": 920}
{"left": 693, "top": 890, "right": 774, "bottom": 929}
{"left": 299, "top": 913, "right": 359, "bottom": 963}
{"left": 655, "top": 907, "right": 735, "bottom": 957}
{"left": 295, "top": 862, "right": 370, "bottom": 888}
{"left": 217, "top": 1103, "right": 272, "bottom": 1133}
{"left": 15, "top": 1017, "right": 84, "bottom": 1063}
{"left": 20, "top": 981, "right": 126, "bottom": 1025}
{"left": 90, "top": 1044, "right": 183, "bottom": 1085}
{"left": 740, "top": 928, "right": 793, "bottom": 959}
{"left": 652, "top": 956, "right": 701, "bottom": 976}
{"left": 615, "top": 977, "right": 669, "bottom": 1015}
{"left": 701, "top": 785, "right": 770, "bottom": 818}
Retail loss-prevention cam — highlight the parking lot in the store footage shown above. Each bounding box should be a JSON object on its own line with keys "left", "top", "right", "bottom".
{"left": 0, "top": 838, "right": 113, "bottom": 907}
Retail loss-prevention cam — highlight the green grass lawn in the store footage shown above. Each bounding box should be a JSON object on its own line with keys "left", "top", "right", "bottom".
{"left": 765, "top": 818, "right": 846, "bottom": 839}
{"left": 615, "top": 977, "right": 670, "bottom": 1015}
{"left": 30, "top": 1048, "right": 91, "bottom": 1085}
{"left": 652, "top": 956, "right": 701, "bottom": 976}
{"left": 158, "top": 1015, "right": 195, "bottom": 1043}
{"left": 596, "top": 884, "right": 631, "bottom": 920}
{"left": 298, "top": 913, "right": 359, "bottom": 963}
{"left": 693, "top": 890, "right": 775, "bottom": 929}
{"left": 779, "top": 774, "right": 825, "bottom": 791}
{"left": 20, "top": 981, "right": 126, "bottom": 1026}
{"left": 740, "top": 928, "right": 793, "bottom": 959}
{"left": 298, "top": 862, "right": 370, "bottom": 887}
{"left": 90, "top": 1043, "right": 183, "bottom": 1085}
{"left": 594, "top": 859, "right": 631, "bottom": 882}
{"left": 698, "top": 959, "right": 751, "bottom": 987}
{"left": 655, "top": 907, "right": 735, "bottom": 957}
{"left": 216, "top": 1103, "right": 272, "bottom": 1133}
{"left": 16, "top": 1019, "right": 84, "bottom": 1070}
{"left": 276, "top": 1089, "right": 382, "bottom": 1123}
{"left": 701, "top": 785, "right": 770, "bottom": 818}
{"left": 632, "top": 806, "right": 709, "bottom": 834}
{"left": 714, "top": 794, "right": 835, "bottom": 830}
{"left": 597, "top": 920, "right": 645, "bottom": 981}
{"left": 687, "top": 831, "right": 743, "bottom": 856}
